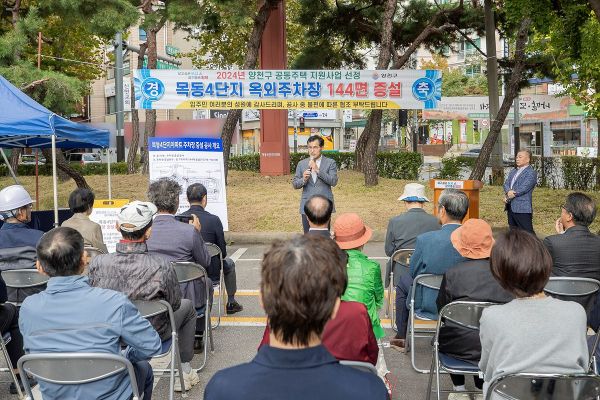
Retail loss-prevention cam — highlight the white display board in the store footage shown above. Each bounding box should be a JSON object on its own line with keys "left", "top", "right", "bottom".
{"left": 89, "top": 199, "right": 129, "bottom": 253}
{"left": 148, "top": 137, "right": 229, "bottom": 231}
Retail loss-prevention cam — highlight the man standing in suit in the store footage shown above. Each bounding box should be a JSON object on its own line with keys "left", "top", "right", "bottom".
{"left": 503, "top": 149, "right": 537, "bottom": 233}
{"left": 304, "top": 195, "right": 333, "bottom": 238}
{"left": 543, "top": 192, "right": 600, "bottom": 281}
{"left": 292, "top": 135, "right": 338, "bottom": 233}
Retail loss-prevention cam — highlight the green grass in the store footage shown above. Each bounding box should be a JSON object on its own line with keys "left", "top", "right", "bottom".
{"left": 2, "top": 170, "right": 599, "bottom": 236}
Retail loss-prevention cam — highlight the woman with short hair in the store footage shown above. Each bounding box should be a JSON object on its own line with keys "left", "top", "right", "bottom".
{"left": 479, "top": 229, "right": 588, "bottom": 397}
{"left": 61, "top": 188, "right": 108, "bottom": 253}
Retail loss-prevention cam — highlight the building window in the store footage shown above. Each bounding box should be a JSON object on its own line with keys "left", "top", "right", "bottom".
{"left": 106, "top": 96, "right": 116, "bottom": 115}
{"left": 465, "top": 37, "right": 481, "bottom": 56}
{"left": 465, "top": 64, "right": 481, "bottom": 77}
{"left": 139, "top": 28, "right": 147, "bottom": 41}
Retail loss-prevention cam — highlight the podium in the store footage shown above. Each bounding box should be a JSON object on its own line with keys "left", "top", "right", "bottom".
{"left": 429, "top": 179, "right": 484, "bottom": 221}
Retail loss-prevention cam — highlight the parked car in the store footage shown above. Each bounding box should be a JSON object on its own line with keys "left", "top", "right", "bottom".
{"left": 19, "top": 154, "right": 47, "bottom": 165}
{"left": 460, "top": 148, "right": 515, "bottom": 166}
{"left": 67, "top": 152, "right": 101, "bottom": 165}
{"left": 460, "top": 148, "right": 481, "bottom": 158}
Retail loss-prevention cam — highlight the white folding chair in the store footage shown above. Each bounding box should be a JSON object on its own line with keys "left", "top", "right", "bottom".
{"left": 132, "top": 300, "right": 185, "bottom": 400}
{"left": 426, "top": 301, "right": 496, "bottom": 400}
{"left": 17, "top": 352, "right": 141, "bottom": 400}
{"left": 486, "top": 372, "right": 600, "bottom": 400}
{"left": 406, "top": 273, "right": 443, "bottom": 374}
{"left": 172, "top": 261, "right": 214, "bottom": 372}
{"left": 2, "top": 269, "right": 49, "bottom": 306}
{"left": 339, "top": 360, "right": 378, "bottom": 376}
{"left": 385, "top": 248, "right": 414, "bottom": 331}
{"left": 544, "top": 277, "right": 600, "bottom": 318}
{"left": 0, "top": 332, "right": 22, "bottom": 398}
{"left": 205, "top": 243, "right": 226, "bottom": 329}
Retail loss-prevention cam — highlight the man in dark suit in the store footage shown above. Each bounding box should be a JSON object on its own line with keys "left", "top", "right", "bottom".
{"left": 304, "top": 195, "right": 333, "bottom": 238}
{"left": 181, "top": 183, "right": 242, "bottom": 315}
{"left": 390, "top": 189, "right": 469, "bottom": 350}
{"left": 503, "top": 149, "right": 537, "bottom": 233}
{"left": 543, "top": 192, "right": 600, "bottom": 281}
{"left": 292, "top": 135, "right": 338, "bottom": 233}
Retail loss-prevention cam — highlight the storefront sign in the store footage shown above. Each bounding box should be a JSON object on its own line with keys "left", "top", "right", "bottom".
{"left": 134, "top": 69, "right": 442, "bottom": 110}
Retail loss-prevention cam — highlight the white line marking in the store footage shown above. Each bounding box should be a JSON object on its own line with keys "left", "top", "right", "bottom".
{"left": 229, "top": 248, "right": 247, "bottom": 262}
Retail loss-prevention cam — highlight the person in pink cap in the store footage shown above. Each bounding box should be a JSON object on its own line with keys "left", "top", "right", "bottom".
{"left": 436, "top": 219, "right": 513, "bottom": 400}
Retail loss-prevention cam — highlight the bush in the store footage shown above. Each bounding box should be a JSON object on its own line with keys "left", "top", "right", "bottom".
{"left": 561, "top": 156, "right": 598, "bottom": 191}
{"left": 0, "top": 162, "right": 132, "bottom": 176}
{"left": 229, "top": 151, "right": 423, "bottom": 180}
{"left": 437, "top": 156, "right": 476, "bottom": 180}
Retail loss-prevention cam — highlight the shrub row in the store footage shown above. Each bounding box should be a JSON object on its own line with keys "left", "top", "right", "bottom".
{"left": 228, "top": 151, "right": 423, "bottom": 180}
{"left": 0, "top": 162, "right": 131, "bottom": 176}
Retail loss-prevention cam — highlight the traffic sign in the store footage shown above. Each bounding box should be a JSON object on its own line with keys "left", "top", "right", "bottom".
{"left": 303, "top": 112, "right": 318, "bottom": 118}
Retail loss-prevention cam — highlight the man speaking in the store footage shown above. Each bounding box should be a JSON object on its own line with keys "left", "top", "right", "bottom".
{"left": 292, "top": 135, "right": 338, "bottom": 233}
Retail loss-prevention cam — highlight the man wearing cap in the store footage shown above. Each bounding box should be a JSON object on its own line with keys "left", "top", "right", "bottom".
{"left": 292, "top": 135, "right": 338, "bottom": 234}
{"left": 391, "top": 188, "right": 469, "bottom": 350}
{"left": 384, "top": 183, "right": 440, "bottom": 288}
{"left": 0, "top": 185, "right": 45, "bottom": 302}
{"left": 436, "top": 219, "right": 513, "bottom": 399}
{"left": 88, "top": 201, "right": 201, "bottom": 391}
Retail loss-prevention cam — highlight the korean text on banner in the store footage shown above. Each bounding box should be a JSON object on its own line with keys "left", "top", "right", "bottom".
{"left": 89, "top": 199, "right": 129, "bottom": 253}
{"left": 134, "top": 69, "right": 442, "bottom": 110}
{"left": 148, "top": 137, "right": 229, "bottom": 231}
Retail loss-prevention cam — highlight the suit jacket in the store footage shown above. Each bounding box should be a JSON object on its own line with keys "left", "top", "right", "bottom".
{"left": 503, "top": 165, "right": 537, "bottom": 214}
{"left": 61, "top": 213, "right": 108, "bottom": 253}
{"left": 307, "top": 228, "right": 331, "bottom": 238}
{"left": 409, "top": 224, "right": 466, "bottom": 319}
{"left": 436, "top": 259, "right": 513, "bottom": 363}
{"left": 181, "top": 205, "right": 226, "bottom": 282}
{"left": 384, "top": 208, "right": 440, "bottom": 287}
{"left": 292, "top": 156, "right": 338, "bottom": 214}
{"left": 544, "top": 225, "right": 600, "bottom": 281}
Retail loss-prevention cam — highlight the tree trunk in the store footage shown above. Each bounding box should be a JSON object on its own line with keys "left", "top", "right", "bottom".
{"left": 221, "top": 0, "right": 282, "bottom": 183}
{"left": 589, "top": 0, "right": 600, "bottom": 22}
{"left": 127, "top": 44, "right": 147, "bottom": 174}
{"left": 41, "top": 148, "right": 90, "bottom": 189}
{"left": 9, "top": 148, "right": 21, "bottom": 175}
{"left": 469, "top": 18, "right": 531, "bottom": 181}
{"left": 363, "top": 111, "right": 383, "bottom": 185}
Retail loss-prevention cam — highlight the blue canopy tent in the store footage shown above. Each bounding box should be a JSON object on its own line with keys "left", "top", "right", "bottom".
{"left": 0, "top": 75, "right": 110, "bottom": 225}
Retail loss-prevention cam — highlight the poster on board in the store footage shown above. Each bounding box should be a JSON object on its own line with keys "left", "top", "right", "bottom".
{"left": 148, "top": 137, "right": 229, "bottom": 231}
{"left": 89, "top": 199, "right": 129, "bottom": 253}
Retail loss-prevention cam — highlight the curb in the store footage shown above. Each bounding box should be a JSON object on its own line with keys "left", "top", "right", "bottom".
{"left": 225, "top": 230, "right": 387, "bottom": 244}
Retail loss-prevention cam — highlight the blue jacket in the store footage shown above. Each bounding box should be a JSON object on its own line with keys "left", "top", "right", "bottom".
{"left": 409, "top": 224, "right": 466, "bottom": 319}
{"left": 19, "top": 275, "right": 161, "bottom": 400}
{"left": 204, "top": 345, "right": 388, "bottom": 400}
{"left": 503, "top": 165, "right": 537, "bottom": 214}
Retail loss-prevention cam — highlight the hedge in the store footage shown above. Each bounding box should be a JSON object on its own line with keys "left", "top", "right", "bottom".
{"left": 229, "top": 151, "right": 423, "bottom": 180}
{"left": 0, "top": 162, "right": 131, "bottom": 176}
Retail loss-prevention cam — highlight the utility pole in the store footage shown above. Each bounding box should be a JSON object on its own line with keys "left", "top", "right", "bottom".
{"left": 484, "top": 0, "right": 503, "bottom": 183}
{"left": 114, "top": 32, "right": 125, "bottom": 162}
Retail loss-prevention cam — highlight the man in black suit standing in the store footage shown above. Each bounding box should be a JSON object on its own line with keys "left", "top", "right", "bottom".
{"left": 543, "top": 192, "right": 600, "bottom": 281}
{"left": 181, "top": 183, "right": 243, "bottom": 315}
{"left": 304, "top": 195, "right": 333, "bottom": 238}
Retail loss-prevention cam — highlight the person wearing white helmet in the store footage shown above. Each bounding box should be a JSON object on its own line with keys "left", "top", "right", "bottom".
{"left": 0, "top": 185, "right": 45, "bottom": 302}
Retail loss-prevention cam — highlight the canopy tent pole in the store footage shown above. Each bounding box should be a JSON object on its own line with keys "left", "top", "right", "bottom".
{"left": 107, "top": 149, "right": 112, "bottom": 200}
{"left": 51, "top": 134, "right": 58, "bottom": 227}
{"left": 35, "top": 149, "right": 39, "bottom": 210}
{"left": 0, "top": 148, "right": 19, "bottom": 185}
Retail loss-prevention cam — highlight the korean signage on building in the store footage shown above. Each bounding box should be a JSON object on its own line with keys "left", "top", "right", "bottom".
{"left": 242, "top": 109, "right": 337, "bottom": 122}
{"left": 134, "top": 69, "right": 442, "bottom": 110}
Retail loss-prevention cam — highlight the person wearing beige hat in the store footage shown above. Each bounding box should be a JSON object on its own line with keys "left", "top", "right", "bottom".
{"left": 435, "top": 219, "right": 513, "bottom": 400}
{"left": 384, "top": 183, "right": 440, "bottom": 288}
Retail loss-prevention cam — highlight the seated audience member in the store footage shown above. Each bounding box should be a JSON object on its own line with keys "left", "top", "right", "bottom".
{"left": 259, "top": 300, "right": 378, "bottom": 365}
{"left": 204, "top": 235, "right": 388, "bottom": 400}
{"left": 61, "top": 188, "right": 108, "bottom": 253}
{"left": 304, "top": 195, "right": 334, "bottom": 238}
{"left": 543, "top": 192, "right": 600, "bottom": 280}
{"left": 0, "top": 185, "right": 45, "bottom": 302}
{"left": 479, "top": 229, "right": 588, "bottom": 397}
{"left": 391, "top": 188, "right": 469, "bottom": 350}
{"left": 145, "top": 178, "right": 211, "bottom": 336}
{"left": 88, "top": 201, "right": 200, "bottom": 391}
{"left": 180, "top": 183, "right": 243, "bottom": 314}
{"left": 334, "top": 213, "right": 384, "bottom": 340}
{"left": 19, "top": 227, "right": 161, "bottom": 400}
{"left": 384, "top": 183, "right": 440, "bottom": 286}
{"left": 436, "top": 219, "right": 513, "bottom": 400}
